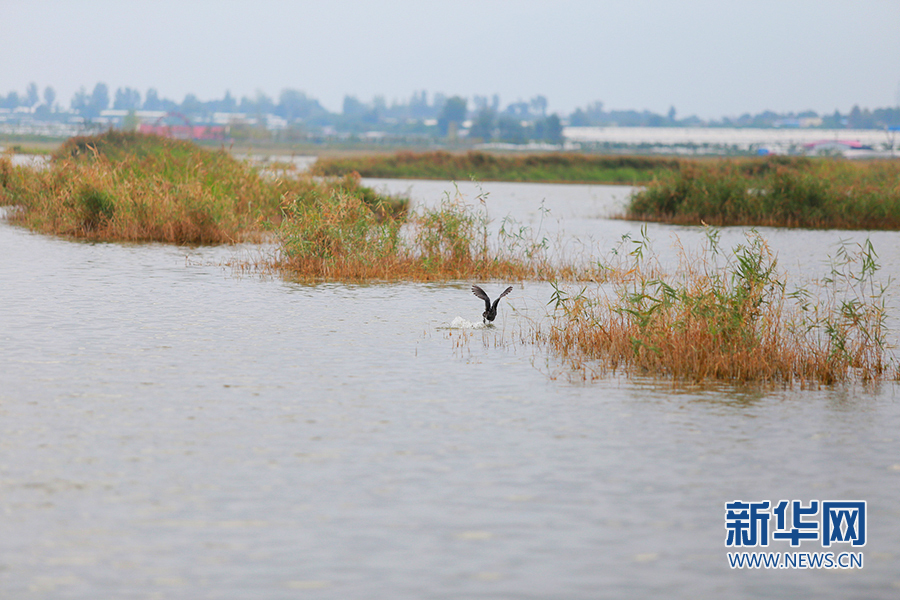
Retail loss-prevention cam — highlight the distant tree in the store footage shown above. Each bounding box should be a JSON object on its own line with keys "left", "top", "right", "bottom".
{"left": 873, "top": 106, "right": 900, "bottom": 127}
{"left": 180, "top": 93, "right": 203, "bottom": 116}
{"left": 469, "top": 108, "right": 496, "bottom": 141}
{"left": 667, "top": 106, "right": 677, "bottom": 123}
{"left": 342, "top": 95, "right": 367, "bottom": 117}
{"left": 361, "top": 106, "right": 380, "bottom": 125}
{"left": 88, "top": 83, "right": 110, "bottom": 117}
{"left": 43, "top": 86, "right": 56, "bottom": 109}
{"left": 350, "top": 95, "right": 383, "bottom": 125}
{"left": 534, "top": 114, "right": 563, "bottom": 144}
{"left": 143, "top": 88, "right": 161, "bottom": 110}
{"left": 70, "top": 87, "right": 89, "bottom": 114}
{"left": 0, "top": 91, "right": 20, "bottom": 109}
{"left": 820, "top": 109, "right": 843, "bottom": 128}
{"left": 141, "top": 88, "right": 177, "bottom": 112}
{"left": 846, "top": 105, "right": 877, "bottom": 129}
{"left": 255, "top": 90, "right": 275, "bottom": 114}
{"left": 569, "top": 101, "right": 605, "bottom": 126}
{"left": 530, "top": 95, "right": 548, "bottom": 117}
{"left": 278, "top": 88, "right": 325, "bottom": 121}
{"left": 432, "top": 92, "right": 448, "bottom": 114}
{"left": 408, "top": 90, "right": 431, "bottom": 119}
{"left": 221, "top": 90, "right": 237, "bottom": 113}
{"left": 114, "top": 87, "right": 142, "bottom": 110}
{"left": 497, "top": 115, "right": 528, "bottom": 143}
{"left": 569, "top": 107, "right": 590, "bottom": 126}
{"left": 504, "top": 101, "right": 530, "bottom": 119}
{"left": 437, "top": 96, "right": 467, "bottom": 136}
{"left": 26, "top": 82, "right": 39, "bottom": 107}
{"left": 239, "top": 91, "right": 273, "bottom": 115}
{"left": 71, "top": 84, "right": 109, "bottom": 118}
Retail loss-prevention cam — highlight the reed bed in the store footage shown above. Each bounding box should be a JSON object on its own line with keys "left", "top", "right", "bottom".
{"left": 316, "top": 152, "right": 900, "bottom": 230}
{"left": 311, "top": 151, "right": 680, "bottom": 184}
{"left": 539, "top": 227, "right": 894, "bottom": 385}
{"left": 275, "top": 186, "right": 587, "bottom": 281}
{"left": 1, "top": 132, "right": 406, "bottom": 245}
{"left": 627, "top": 156, "right": 900, "bottom": 230}
{"left": 2, "top": 132, "right": 578, "bottom": 280}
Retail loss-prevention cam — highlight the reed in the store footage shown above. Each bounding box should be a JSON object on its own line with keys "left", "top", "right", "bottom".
{"left": 627, "top": 157, "right": 900, "bottom": 230}
{"left": 274, "top": 186, "right": 571, "bottom": 281}
{"left": 316, "top": 152, "right": 900, "bottom": 230}
{"left": 2, "top": 133, "right": 276, "bottom": 243}
{"left": 540, "top": 226, "right": 894, "bottom": 384}
{"left": 1, "top": 132, "right": 407, "bottom": 245}
{"left": 311, "top": 151, "right": 680, "bottom": 184}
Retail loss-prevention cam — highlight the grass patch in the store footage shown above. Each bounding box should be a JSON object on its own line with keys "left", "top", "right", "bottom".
{"left": 311, "top": 151, "right": 680, "bottom": 184}
{"left": 1, "top": 131, "right": 406, "bottom": 245}
{"left": 540, "top": 226, "right": 895, "bottom": 385}
{"left": 275, "top": 185, "right": 585, "bottom": 281}
{"left": 2, "top": 132, "right": 577, "bottom": 280}
{"left": 627, "top": 156, "right": 900, "bottom": 230}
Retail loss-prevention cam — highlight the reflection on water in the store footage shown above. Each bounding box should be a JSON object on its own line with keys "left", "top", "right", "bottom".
{"left": 1, "top": 181, "right": 899, "bottom": 599}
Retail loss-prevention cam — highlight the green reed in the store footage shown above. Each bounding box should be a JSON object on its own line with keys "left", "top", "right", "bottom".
{"left": 628, "top": 157, "right": 900, "bottom": 230}
{"left": 311, "top": 151, "right": 680, "bottom": 184}
{"left": 540, "top": 226, "right": 895, "bottom": 384}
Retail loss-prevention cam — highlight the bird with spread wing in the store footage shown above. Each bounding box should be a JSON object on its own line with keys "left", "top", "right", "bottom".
{"left": 471, "top": 285, "right": 513, "bottom": 324}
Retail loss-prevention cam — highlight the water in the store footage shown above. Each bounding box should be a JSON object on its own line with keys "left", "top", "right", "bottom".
{"left": 563, "top": 126, "right": 898, "bottom": 156}
{"left": 1, "top": 181, "right": 899, "bottom": 599}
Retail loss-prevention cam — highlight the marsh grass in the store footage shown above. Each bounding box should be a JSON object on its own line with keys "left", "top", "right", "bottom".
{"left": 3, "top": 133, "right": 571, "bottom": 280}
{"left": 540, "top": 226, "right": 895, "bottom": 385}
{"left": 628, "top": 157, "right": 900, "bottom": 230}
{"left": 2, "top": 133, "right": 278, "bottom": 243}
{"left": 274, "top": 184, "right": 576, "bottom": 281}
{"left": 316, "top": 152, "right": 900, "bottom": 230}
{"left": 1, "top": 132, "right": 407, "bottom": 245}
{"left": 311, "top": 151, "right": 680, "bottom": 184}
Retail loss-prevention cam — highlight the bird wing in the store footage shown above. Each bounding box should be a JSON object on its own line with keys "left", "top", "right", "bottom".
{"left": 490, "top": 286, "right": 513, "bottom": 311}
{"left": 471, "top": 285, "right": 491, "bottom": 310}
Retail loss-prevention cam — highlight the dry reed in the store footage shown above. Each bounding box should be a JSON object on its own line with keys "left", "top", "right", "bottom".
{"left": 1, "top": 132, "right": 407, "bottom": 246}
{"left": 539, "top": 226, "right": 895, "bottom": 385}
{"left": 274, "top": 185, "right": 584, "bottom": 281}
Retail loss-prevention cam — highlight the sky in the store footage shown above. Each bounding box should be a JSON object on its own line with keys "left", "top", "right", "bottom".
{"left": 2, "top": 0, "right": 899, "bottom": 120}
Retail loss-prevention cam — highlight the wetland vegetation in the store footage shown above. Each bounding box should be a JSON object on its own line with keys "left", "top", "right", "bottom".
{"left": 0, "top": 131, "right": 405, "bottom": 245}
{"left": 540, "top": 227, "right": 894, "bottom": 384}
{"left": 313, "top": 151, "right": 900, "bottom": 231}
{"left": 0, "top": 131, "right": 569, "bottom": 280}
{"left": 627, "top": 156, "right": 900, "bottom": 230}
{"left": 2, "top": 132, "right": 897, "bottom": 384}
{"left": 311, "top": 151, "right": 680, "bottom": 184}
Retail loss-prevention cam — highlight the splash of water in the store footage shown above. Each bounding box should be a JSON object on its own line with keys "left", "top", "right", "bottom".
{"left": 448, "top": 316, "right": 489, "bottom": 329}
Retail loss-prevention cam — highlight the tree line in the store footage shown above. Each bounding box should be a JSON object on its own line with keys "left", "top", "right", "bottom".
{"left": 2, "top": 82, "right": 898, "bottom": 142}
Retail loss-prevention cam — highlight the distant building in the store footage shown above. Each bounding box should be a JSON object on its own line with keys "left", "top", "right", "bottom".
{"left": 803, "top": 139, "right": 873, "bottom": 156}
{"left": 138, "top": 123, "right": 226, "bottom": 140}
{"left": 774, "top": 117, "right": 823, "bottom": 128}
{"left": 100, "top": 109, "right": 226, "bottom": 140}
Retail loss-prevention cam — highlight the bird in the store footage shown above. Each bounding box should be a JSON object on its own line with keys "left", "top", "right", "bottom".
{"left": 471, "top": 285, "right": 513, "bottom": 324}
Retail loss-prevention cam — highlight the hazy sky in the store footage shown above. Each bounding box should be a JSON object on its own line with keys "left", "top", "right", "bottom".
{"left": 2, "top": 0, "right": 899, "bottom": 119}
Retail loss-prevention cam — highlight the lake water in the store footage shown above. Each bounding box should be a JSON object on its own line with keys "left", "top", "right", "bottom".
{"left": 1, "top": 180, "right": 899, "bottom": 599}
{"left": 563, "top": 126, "right": 898, "bottom": 156}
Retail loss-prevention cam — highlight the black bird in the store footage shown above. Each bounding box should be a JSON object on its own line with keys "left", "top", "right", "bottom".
{"left": 471, "top": 285, "right": 513, "bottom": 324}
